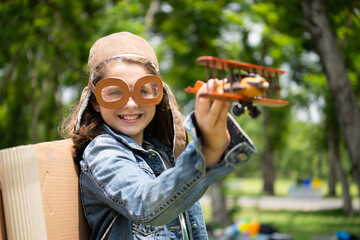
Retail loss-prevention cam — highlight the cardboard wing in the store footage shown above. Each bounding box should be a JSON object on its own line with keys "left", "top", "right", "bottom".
{"left": 0, "top": 139, "right": 91, "bottom": 240}
{"left": 0, "top": 189, "right": 6, "bottom": 240}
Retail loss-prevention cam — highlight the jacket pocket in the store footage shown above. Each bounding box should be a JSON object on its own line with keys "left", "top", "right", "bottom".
{"left": 131, "top": 222, "right": 166, "bottom": 239}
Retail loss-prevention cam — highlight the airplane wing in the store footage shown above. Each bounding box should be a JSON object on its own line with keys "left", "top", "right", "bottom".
{"left": 197, "top": 56, "right": 285, "bottom": 77}
{"left": 184, "top": 80, "right": 289, "bottom": 107}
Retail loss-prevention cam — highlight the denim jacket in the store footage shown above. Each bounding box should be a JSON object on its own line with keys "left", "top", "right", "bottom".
{"left": 79, "top": 111, "right": 256, "bottom": 240}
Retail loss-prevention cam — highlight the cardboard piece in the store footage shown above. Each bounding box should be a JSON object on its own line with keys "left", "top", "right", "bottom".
{"left": 0, "top": 189, "right": 6, "bottom": 240}
{"left": 0, "top": 139, "right": 91, "bottom": 239}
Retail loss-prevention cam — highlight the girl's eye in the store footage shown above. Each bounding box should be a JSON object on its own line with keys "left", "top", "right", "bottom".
{"left": 101, "top": 86, "right": 123, "bottom": 102}
{"left": 141, "top": 89, "right": 150, "bottom": 95}
{"left": 110, "top": 90, "right": 122, "bottom": 96}
{"left": 140, "top": 83, "right": 159, "bottom": 99}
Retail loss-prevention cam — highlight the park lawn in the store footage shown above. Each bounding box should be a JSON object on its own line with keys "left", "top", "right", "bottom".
{"left": 225, "top": 177, "right": 359, "bottom": 198}
{"left": 201, "top": 177, "right": 360, "bottom": 240}
{"left": 201, "top": 202, "right": 360, "bottom": 240}
{"left": 202, "top": 207, "right": 360, "bottom": 240}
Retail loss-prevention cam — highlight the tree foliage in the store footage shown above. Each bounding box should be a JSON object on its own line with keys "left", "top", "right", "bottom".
{"left": 0, "top": 0, "right": 104, "bottom": 147}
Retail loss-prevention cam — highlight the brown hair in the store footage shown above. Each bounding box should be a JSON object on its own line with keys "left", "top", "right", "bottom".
{"left": 59, "top": 57, "right": 173, "bottom": 164}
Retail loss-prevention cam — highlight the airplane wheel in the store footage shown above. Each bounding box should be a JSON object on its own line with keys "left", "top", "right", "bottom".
{"left": 232, "top": 104, "right": 244, "bottom": 116}
{"left": 250, "top": 106, "right": 261, "bottom": 118}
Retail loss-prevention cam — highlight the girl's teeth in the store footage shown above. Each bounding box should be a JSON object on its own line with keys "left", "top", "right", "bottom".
{"left": 121, "top": 115, "right": 140, "bottom": 120}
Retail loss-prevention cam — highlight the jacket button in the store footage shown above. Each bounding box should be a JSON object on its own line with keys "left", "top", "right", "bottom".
{"left": 192, "top": 223, "right": 198, "bottom": 229}
{"left": 237, "top": 153, "right": 248, "bottom": 161}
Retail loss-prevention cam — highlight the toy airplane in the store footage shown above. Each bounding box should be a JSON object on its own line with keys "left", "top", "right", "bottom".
{"left": 185, "top": 56, "right": 289, "bottom": 118}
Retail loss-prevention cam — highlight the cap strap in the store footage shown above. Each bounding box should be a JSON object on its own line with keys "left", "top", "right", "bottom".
{"left": 74, "top": 89, "right": 92, "bottom": 134}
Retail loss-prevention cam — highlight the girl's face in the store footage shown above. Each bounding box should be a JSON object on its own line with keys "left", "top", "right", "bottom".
{"left": 97, "top": 62, "right": 156, "bottom": 145}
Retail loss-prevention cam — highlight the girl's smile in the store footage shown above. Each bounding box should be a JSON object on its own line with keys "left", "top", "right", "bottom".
{"left": 118, "top": 114, "right": 142, "bottom": 121}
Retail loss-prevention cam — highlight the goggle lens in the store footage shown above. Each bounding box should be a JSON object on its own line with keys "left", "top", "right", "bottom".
{"left": 140, "top": 82, "right": 160, "bottom": 99}
{"left": 101, "top": 86, "right": 123, "bottom": 102}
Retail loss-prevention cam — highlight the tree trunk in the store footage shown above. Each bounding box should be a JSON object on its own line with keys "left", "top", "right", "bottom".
{"left": 144, "top": 0, "right": 160, "bottom": 34}
{"left": 328, "top": 122, "right": 354, "bottom": 216}
{"left": 301, "top": 0, "right": 360, "bottom": 196}
{"left": 27, "top": 49, "right": 40, "bottom": 143}
{"left": 327, "top": 153, "right": 337, "bottom": 197}
{"left": 317, "top": 151, "right": 324, "bottom": 179}
{"left": 261, "top": 148, "right": 275, "bottom": 195}
{"left": 260, "top": 108, "right": 275, "bottom": 195}
{"left": 209, "top": 180, "right": 231, "bottom": 227}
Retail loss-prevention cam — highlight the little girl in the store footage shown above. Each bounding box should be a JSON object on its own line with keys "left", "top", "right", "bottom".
{"left": 61, "top": 32, "right": 256, "bottom": 240}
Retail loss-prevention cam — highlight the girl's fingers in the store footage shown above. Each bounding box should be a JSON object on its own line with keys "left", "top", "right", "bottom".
{"left": 195, "top": 79, "right": 216, "bottom": 116}
{"left": 208, "top": 79, "right": 230, "bottom": 126}
{"left": 207, "top": 99, "right": 225, "bottom": 126}
{"left": 209, "top": 99, "right": 230, "bottom": 127}
{"left": 195, "top": 92, "right": 210, "bottom": 118}
{"left": 195, "top": 78, "right": 231, "bottom": 127}
{"left": 217, "top": 100, "right": 231, "bottom": 126}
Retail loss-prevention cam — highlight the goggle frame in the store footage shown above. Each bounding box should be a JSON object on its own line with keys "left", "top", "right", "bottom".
{"left": 88, "top": 74, "right": 163, "bottom": 109}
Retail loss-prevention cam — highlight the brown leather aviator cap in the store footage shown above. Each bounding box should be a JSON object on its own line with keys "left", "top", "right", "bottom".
{"left": 88, "top": 32, "right": 159, "bottom": 72}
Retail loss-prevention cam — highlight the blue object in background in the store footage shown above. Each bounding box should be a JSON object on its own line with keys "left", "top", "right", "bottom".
{"left": 336, "top": 231, "right": 351, "bottom": 240}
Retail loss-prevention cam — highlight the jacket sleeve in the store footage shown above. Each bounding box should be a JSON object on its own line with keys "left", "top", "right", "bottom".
{"left": 182, "top": 112, "right": 257, "bottom": 184}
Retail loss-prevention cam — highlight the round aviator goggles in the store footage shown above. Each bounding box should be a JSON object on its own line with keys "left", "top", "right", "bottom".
{"left": 88, "top": 75, "right": 163, "bottom": 109}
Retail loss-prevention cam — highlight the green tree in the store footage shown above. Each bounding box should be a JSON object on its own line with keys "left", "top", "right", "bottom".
{"left": 0, "top": 0, "right": 105, "bottom": 148}
{"left": 301, "top": 0, "right": 360, "bottom": 216}
{"left": 246, "top": 0, "right": 360, "bottom": 215}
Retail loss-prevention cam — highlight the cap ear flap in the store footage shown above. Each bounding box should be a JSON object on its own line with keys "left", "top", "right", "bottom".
{"left": 163, "top": 83, "right": 187, "bottom": 159}
{"left": 90, "top": 97, "right": 101, "bottom": 112}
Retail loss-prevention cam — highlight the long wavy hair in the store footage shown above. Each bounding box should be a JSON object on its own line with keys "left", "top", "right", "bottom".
{"left": 59, "top": 57, "right": 173, "bottom": 164}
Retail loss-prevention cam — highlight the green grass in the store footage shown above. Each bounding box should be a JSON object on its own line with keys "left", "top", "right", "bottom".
{"left": 202, "top": 205, "right": 360, "bottom": 240}
{"left": 201, "top": 178, "right": 360, "bottom": 240}
{"left": 225, "top": 177, "right": 359, "bottom": 198}
{"left": 234, "top": 208, "right": 359, "bottom": 240}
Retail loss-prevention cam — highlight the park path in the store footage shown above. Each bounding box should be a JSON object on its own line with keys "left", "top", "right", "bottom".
{"left": 200, "top": 195, "right": 360, "bottom": 211}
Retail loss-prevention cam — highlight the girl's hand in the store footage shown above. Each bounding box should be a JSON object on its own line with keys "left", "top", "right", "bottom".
{"left": 195, "top": 79, "right": 231, "bottom": 167}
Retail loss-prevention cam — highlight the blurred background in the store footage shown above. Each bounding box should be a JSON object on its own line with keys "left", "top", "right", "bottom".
{"left": 1, "top": 0, "right": 359, "bottom": 239}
